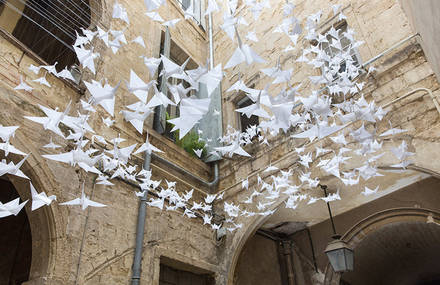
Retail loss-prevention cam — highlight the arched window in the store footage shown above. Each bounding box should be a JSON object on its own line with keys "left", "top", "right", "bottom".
{"left": 0, "top": 0, "right": 93, "bottom": 71}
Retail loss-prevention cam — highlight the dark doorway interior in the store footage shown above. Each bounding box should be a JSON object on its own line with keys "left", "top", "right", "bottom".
{"left": 159, "top": 257, "right": 214, "bottom": 285}
{"left": 0, "top": 179, "right": 32, "bottom": 285}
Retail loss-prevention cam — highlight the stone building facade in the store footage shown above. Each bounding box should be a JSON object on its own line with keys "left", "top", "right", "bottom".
{"left": 0, "top": 0, "right": 439, "bottom": 284}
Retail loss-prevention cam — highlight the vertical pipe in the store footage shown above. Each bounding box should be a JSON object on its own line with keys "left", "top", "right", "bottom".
{"left": 208, "top": 12, "right": 214, "bottom": 70}
{"left": 320, "top": 185, "right": 337, "bottom": 236}
{"left": 131, "top": 153, "right": 151, "bottom": 285}
{"left": 282, "top": 241, "right": 296, "bottom": 285}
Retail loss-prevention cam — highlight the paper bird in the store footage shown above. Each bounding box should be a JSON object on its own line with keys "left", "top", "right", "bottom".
{"left": 42, "top": 148, "right": 102, "bottom": 174}
{"left": 29, "top": 182, "right": 56, "bottom": 211}
{"left": 60, "top": 183, "right": 106, "bottom": 210}
{"left": 144, "top": 0, "right": 166, "bottom": 11}
{"left": 134, "top": 134, "right": 163, "bottom": 155}
{"left": 28, "top": 64, "right": 41, "bottom": 74}
{"left": 74, "top": 46, "right": 99, "bottom": 74}
{"left": 0, "top": 154, "right": 30, "bottom": 179}
{"left": 14, "top": 76, "right": 33, "bottom": 92}
{"left": 0, "top": 198, "right": 28, "bottom": 218}
{"left": 32, "top": 75, "right": 51, "bottom": 87}
{"left": 84, "top": 80, "right": 120, "bottom": 117}
{"left": 361, "top": 186, "right": 379, "bottom": 196}
{"left": 145, "top": 11, "right": 164, "bottom": 22}
{"left": 204, "top": 0, "right": 219, "bottom": 15}
{"left": 43, "top": 137, "right": 61, "bottom": 150}
{"left": 24, "top": 101, "right": 72, "bottom": 138}
{"left": 113, "top": 1, "right": 129, "bottom": 24}
{"left": 193, "top": 148, "right": 203, "bottom": 158}
{"left": 162, "top": 19, "right": 181, "bottom": 28}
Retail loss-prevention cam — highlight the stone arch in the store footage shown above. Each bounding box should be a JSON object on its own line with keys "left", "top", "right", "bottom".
{"left": 6, "top": 167, "right": 58, "bottom": 284}
{"left": 323, "top": 207, "right": 440, "bottom": 285}
{"left": 226, "top": 200, "right": 285, "bottom": 285}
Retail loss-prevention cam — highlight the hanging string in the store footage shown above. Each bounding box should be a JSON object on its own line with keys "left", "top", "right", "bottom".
{"left": 69, "top": 0, "right": 105, "bottom": 29}
{"left": 52, "top": 0, "right": 93, "bottom": 29}
{"left": 2, "top": 1, "right": 75, "bottom": 52}
{"left": 13, "top": 0, "right": 77, "bottom": 40}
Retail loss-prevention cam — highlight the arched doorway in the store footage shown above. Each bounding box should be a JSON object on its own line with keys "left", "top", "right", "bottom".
{"left": 0, "top": 178, "right": 32, "bottom": 284}
{"left": 325, "top": 208, "right": 440, "bottom": 285}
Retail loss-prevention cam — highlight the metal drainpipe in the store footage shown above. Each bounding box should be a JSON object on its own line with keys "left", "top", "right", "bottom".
{"left": 130, "top": 11, "right": 220, "bottom": 284}
{"left": 130, "top": 152, "right": 151, "bottom": 285}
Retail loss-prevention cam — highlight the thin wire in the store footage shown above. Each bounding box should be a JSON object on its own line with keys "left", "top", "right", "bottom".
{"left": 3, "top": 1, "right": 75, "bottom": 52}
{"left": 52, "top": 0, "right": 92, "bottom": 29}
{"left": 27, "top": 0, "right": 84, "bottom": 40}
{"left": 17, "top": 0, "right": 80, "bottom": 41}
{"left": 77, "top": 0, "right": 101, "bottom": 22}
{"left": 13, "top": 0, "right": 76, "bottom": 40}
{"left": 60, "top": 0, "right": 95, "bottom": 28}
{"left": 71, "top": 0, "right": 104, "bottom": 28}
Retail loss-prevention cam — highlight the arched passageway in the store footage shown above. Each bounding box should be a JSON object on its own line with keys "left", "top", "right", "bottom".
{"left": 0, "top": 178, "right": 32, "bottom": 284}
{"left": 340, "top": 220, "right": 440, "bottom": 285}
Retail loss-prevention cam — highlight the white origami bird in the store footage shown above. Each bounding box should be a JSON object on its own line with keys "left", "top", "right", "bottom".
{"left": 168, "top": 97, "right": 211, "bottom": 139}
{"left": 193, "top": 148, "right": 203, "bottom": 158}
{"left": 14, "top": 76, "right": 33, "bottom": 92}
{"left": 0, "top": 198, "right": 28, "bottom": 218}
{"left": 43, "top": 137, "right": 61, "bottom": 150}
{"left": 0, "top": 154, "right": 30, "bottom": 179}
{"left": 162, "top": 19, "right": 181, "bottom": 28}
{"left": 141, "top": 56, "right": 162, "bottom": 76}
{"left": 361, "top": 186, "right": 379, "bottom": 196}
{"left": 24, "top": 101, "right": 72, "bottom": 138}
{"left": 74, "top": 46, "right": 99, "bottom": 74}
{"left": 120, "top": 106, "right": 153, "bottom": 134}
{"left": 42, "top": 148, "right": 102, "bottom": 174}
{"left": 32, "top": 75, "right": 51, "bottom": 87}
{"left": 134, "top": 133, "right": 163, "bottom": 155}
{"left": 145, "top": 11, "right": 164, "bottom": 22}
{"left": 0, "top": 125, "right": 19, "bottom": 143}
{"left": 112, "top": 1, "right": 129, "bottom": 24}
{"left": 60, "top": 183, "right": 106, "bottom": 210}
{"left": 144, "top": 0, "right": 166, "bottom": 11}
{"left": 29, "top": 182, "right": 56, "bottom": 211}
{"left": 131, "top": 35, "right": 145, "bottom": 48}
{"left": 84, "top": 80, "right": 120, "bottom": 117}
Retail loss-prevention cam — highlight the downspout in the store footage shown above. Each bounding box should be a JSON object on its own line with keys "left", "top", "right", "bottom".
{"left": 130, "top": 152, "right": 151, "bottom": 285}
{"left": 129, "top": 12, "right": 220, "bottom": 284}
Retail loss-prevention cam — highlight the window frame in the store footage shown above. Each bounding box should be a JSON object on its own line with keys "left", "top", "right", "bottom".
{"left": 235, "top": 95, "right": 260, "bottom": 133}
{"left": 318, "top": 21, "right": 362, "bottom": 82}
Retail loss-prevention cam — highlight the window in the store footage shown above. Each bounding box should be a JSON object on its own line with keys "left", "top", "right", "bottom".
{"left": 159, "top": 258, "right": 214, "bottom": 285}
{"left": 320, "top": 21, "right": 361, "bottom": 80}
{"left": 175, "top": 0, "right": 206, "bottom": 30}
{"left": 153, "top": 29, "right": 198, "bottom": 140}
{"left": 0, "top": 0, "right": 93, "bottom": 72}
{"left": 236, "top": 96, "right": 259, "bottom": 132}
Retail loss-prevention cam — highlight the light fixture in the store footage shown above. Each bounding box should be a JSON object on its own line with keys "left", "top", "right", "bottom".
{"left": 324, "top": 237, "right": 354, "bottom": 273}
{"left": 319, "top": 184, "right": 354, "bottom": 273}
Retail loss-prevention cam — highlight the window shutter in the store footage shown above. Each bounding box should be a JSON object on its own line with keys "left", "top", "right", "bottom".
{"left": 153, "top": 27, "right": 171, "bottom": 134}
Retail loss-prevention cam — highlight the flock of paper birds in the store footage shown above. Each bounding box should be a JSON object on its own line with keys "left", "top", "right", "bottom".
{"left": 2, "top": 0, "right": 415, "bottom": 233}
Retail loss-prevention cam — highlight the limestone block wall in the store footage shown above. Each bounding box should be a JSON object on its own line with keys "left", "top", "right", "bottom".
{"left": 0, "top": 0, "right": 225, "bottom": 284}
{"left": 210, "top": 1, "right": 440, "bottom": 284}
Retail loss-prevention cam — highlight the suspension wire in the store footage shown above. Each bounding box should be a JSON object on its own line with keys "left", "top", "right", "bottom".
{"left": 60, "top": 0, "right": 97, "bottom": 28}
{"left": 52, "top": 0, "right": 93, "bottom": 29}
{"left": 2, "top": 1, "right": 75, "bottom": 52}
{"left": 13, "top": 0, "right": 77, "bottom": 40}
{"left": 70, "top": 0, "right": 105, "bottom": 28}
{"left": 26, "top": 0, "right": 84, "bottom": 40}
{"left": 77, "top": 0, "right": 102, "bottom": 21}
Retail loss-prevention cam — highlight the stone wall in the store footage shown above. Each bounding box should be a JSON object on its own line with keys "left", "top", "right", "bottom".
{"left": 0, "top": 0, "right": 223, "bottom": 284}
{"left": 1, "top": 0, "right": 440, "bottom": 284}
